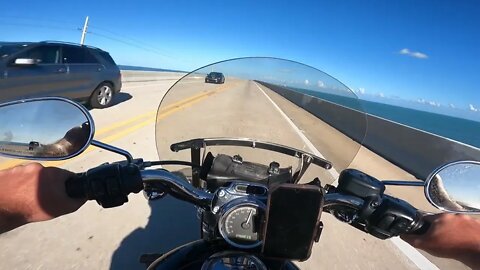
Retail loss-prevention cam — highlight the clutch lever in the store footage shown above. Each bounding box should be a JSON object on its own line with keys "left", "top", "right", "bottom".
{"left": 141, "top": 169, "right": 214, "bottom": 210}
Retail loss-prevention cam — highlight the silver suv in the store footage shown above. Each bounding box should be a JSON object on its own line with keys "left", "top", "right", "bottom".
{"left": 0, "top": 41, "right": 122, "bottom": 108}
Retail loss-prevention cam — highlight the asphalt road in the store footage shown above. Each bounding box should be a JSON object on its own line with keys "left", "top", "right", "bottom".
{"left": 0, "top": 74, "right": 470, "bottom": 270}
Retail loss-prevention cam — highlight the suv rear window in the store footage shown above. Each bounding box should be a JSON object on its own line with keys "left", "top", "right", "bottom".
{"left": 97, "top": 51, "right": 117, "bottom": 66}
{"left": 62, "top": 46, "right": 99, "bottom": 64}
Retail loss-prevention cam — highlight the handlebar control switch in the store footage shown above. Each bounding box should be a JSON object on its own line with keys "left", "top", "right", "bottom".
{"left": 333, "top": 169, "right": 422, "bottom": 239}
{"left": 366, "top": 195, "right": 422, "bottom": 239}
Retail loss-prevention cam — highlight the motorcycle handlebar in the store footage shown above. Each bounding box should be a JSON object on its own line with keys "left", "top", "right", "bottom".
{"left": 323, "top": 193, "right": 365, "bottom": 209}
{"left": 65, "top": 163, "right": 430, "bottom": 237}
{"left": 141, "top": 173, "right": 430, "bottom": 238}
{"left": 141, "top": 170, "right": 214, "bottom": 209}
{"left": 65, "top": 164, "right": 214, "bottom": 209}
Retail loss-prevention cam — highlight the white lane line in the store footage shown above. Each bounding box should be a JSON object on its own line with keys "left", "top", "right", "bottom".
{"left": 254, "top": 82, "right": 439, "bottom": 270}
{"left": 390, "top": 237, "right": 439, "bottom": 270}
{"left": 254, "top": 82, "right": 339, "bottom": 180}
{"left": 123, "top": 81, "right": 176, "bottom": 87}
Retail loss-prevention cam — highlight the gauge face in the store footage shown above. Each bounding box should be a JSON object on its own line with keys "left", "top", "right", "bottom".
{"left": 219, "top": 204, "right": 263, "bottom": 249}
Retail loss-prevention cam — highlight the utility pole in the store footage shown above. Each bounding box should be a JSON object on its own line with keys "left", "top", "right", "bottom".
{"left": 80, "top": 16, "right": 89, "bottom": 45}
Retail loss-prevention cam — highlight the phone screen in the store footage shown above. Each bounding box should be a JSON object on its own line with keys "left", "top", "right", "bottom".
{"left": 262, "top": 183, "right": 323, "bottom": 261}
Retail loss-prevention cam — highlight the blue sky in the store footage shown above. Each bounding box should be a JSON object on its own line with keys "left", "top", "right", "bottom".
{"left": 1, "top": 0, "right": 479, "bottom": 119}
{"left": 0, "top": 100, "right": 88, "bottom": 144}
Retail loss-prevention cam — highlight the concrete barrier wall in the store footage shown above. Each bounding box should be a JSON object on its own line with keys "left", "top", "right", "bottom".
{"left": 120, "top": 70, "right": 186, "bottom": 83}
{"left": 257, "top": 81, "right": 480, "bottom": 180}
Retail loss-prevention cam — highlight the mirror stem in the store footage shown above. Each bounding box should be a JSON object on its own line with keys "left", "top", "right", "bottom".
{"left": 382, "top": 180, "right": 424, "bottom": 187}
{"left": 91, "top": 140, "right": 133, "bottom": 163}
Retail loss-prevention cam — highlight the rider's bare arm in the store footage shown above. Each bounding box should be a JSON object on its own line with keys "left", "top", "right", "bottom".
{"left": 0, "top": 163, "right": 86, "bottom": 234}
{"left": 401, "top": 213, "right": 480, "bottom": 269}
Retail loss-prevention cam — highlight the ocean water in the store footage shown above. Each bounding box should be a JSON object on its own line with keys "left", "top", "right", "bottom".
{"left": 293, "top": 88, "right": 480, "bottom": 149}
{"left": 119, "top": 65, "right": 185, "bottom": 73}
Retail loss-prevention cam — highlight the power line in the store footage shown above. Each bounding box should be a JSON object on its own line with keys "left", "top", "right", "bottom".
{"left": 0, "top": 20, "right": 77, "bottom": 32}
{"left": 87, "top": 31, "right": 177, "bottom": 60}
{"left": 89, "top": 26, "right": 177, "bottom": 59}
{"left": 0, "top": 15, "right": 79, "bottom": 28}
{"left": 0, "top": 16, "right": 195, "bottom": 67}
{"left": 0, "top": 17, "right": 172, "bottom": 58}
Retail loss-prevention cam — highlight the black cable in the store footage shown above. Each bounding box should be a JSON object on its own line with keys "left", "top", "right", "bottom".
{"left": 148, "top": 160, "right": 201, "bottom": 168}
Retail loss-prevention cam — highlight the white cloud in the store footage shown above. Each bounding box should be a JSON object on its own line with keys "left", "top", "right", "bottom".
{"left": 358, "top": 87, "right": 365, "bottom": 94}
{"left": 449, "top": 104, "right": 456, "bottom": 109}
{"left": 428, "top": 101, "right": 440, "bottom": 107}
{"left": 379, "top": 92, "right": 385, "bottom": 98}
{"left": 411, "top": 52, "right": 428, "bottom": 59}
{"left": 399, "top": 48, "right": 428, "bottom": 59}
{"left": 417, "top": 98, "right": 426, "bottom": 104}
{"left": 469, "top": 104, "right": 478, "bottom": 112}
{"left": 3, "top": 131, "right": 12, "bottom": 142}
{"left": 304, "top": 79, "right": 309, "bottom": 85}
{"left": 317, "top": 80, "right": 325, "bottom": 88}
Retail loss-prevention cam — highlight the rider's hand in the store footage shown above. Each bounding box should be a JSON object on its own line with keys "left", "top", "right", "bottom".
{"left": 401, "top": 213, "right": 480, "bottom": 268}
{"left": 0, "top": 163, "right": 86, "bottom": 233}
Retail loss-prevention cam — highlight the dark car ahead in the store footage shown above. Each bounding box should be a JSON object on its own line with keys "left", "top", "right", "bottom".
{"left": 28, "top": 141, "right": 40, "bottom": 151}
{"left": 205, "top": 72, "right": 225, "bottom": 84}
{"left": 0, "top": 41, "right": 122, "bottom": 108}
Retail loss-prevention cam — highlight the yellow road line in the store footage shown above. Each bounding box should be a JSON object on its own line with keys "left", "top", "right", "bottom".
{"left": 0, "top": 82, "right": 235, "bottom": 170}
{"left": 94, "top": 85, "right": 227, "bottom": 137}
{"left": 41, "top": 89, "right": 218, "bottom": 168}
{"left": 94, "top": 89, "right": 218, "bottom": 137}
{"left": 0, "top": 159, "right": 26, "bottom": 170}
{"left": 95, "top": 110, "right": 156, "bottom": 137}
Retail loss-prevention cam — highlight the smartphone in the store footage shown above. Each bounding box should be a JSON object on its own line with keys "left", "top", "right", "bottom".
{"left": 262, "top": 183, "right": 324, "bottom": 261}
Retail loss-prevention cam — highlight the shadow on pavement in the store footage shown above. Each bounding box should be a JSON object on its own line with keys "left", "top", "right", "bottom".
{"left": 85, "top": 92, "right": 133, "bottom": 110}
{"left": 113, "top": 92, "right": 133, "bottom": 105}
{"left": 109, "top": 195, "right": 200, "bottom": 270}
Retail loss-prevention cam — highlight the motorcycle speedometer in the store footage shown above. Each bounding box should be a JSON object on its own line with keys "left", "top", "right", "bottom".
{"left": 218, "top": 200, "right": 265, "bottom": 249}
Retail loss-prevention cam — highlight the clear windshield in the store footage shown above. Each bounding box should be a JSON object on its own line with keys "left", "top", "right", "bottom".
{"left": 155, "top": 58, "right": 367, "bottom": 184}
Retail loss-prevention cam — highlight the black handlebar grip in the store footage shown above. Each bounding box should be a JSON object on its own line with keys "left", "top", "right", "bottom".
{"left": 410, "top": 219, "right": 431, "bottom": 235}
{"left": 65, "top": 173, "right": 88, "bottom": 199}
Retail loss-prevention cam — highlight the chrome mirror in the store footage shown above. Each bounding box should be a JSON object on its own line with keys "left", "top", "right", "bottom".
{"left": 425, "top": 161, "right": 480, "bottom": 213}
{"left": 14, "top": 58, "right": 37, "bottom": 65}
{"left": 0, "top": 97, "right": 94, "bottom": 160}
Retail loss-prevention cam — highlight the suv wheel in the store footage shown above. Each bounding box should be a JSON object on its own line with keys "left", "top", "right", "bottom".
{"left": 90, "top": 83, "right": 114, "bottom": 108}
